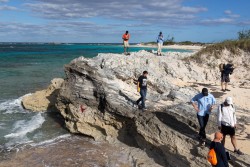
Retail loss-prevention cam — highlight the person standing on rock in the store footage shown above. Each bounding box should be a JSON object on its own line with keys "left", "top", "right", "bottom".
{"left": 122, "top": 31, "right": 130, "bottom": 55}
{"left": 157, "top": 32, "right": 164, "bottom": 56}
{"left": 191, "top": 88, "right": 216, "bottom": 145}
{"left": 209, "top": 132, "right": 229, "bottom": 167}
{"left": 217, "top": 97, "right": 244, "bottom": 155}
{"left": 136, "top": 71, "right": 148, "bottom": 112}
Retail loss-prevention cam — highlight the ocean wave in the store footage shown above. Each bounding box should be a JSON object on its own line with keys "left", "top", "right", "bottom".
{"left": 5, "top": 113, "right": 45, "bottom": 139}
{"left": 0, "top": 123, "right": 5, "bottom": 129}
{"left": 0, "top": 93, "right": 32, "bottom": 114}
{"left": 30, "top": 134, "right": 71, "bottom": 147}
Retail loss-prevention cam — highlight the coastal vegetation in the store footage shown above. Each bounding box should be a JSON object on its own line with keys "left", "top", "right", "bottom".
{"left": 186, "top": 30, "right": 250, "bottom": 62}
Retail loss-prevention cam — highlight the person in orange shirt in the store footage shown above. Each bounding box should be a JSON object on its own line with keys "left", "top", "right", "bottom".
{"left": 122, "top": 31, "right": 130, "bottom": 55}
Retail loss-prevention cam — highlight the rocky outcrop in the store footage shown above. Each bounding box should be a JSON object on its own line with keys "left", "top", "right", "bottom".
{"left": 55, "top": 51, "right": 250, "bottom": 167}
{"left": 22, "top": 78, "right": 64, "bottom": 111}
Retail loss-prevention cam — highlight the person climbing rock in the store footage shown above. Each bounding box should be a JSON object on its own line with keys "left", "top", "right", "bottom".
{"left": 217, "top": 97, "right": 244, "bottom": 155}
{"left": 191, "top": 88, "right": 216, "bottom": 145}
{"left": 209, "top": 132, "right": 229, "bottom": 167}
{"left": 136, "top": 71, "right": 148, "bottom": 112}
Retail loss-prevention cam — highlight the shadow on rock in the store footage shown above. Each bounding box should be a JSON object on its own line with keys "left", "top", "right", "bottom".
{"left": 154, "top": 111, "right": 197, "bottom": 139}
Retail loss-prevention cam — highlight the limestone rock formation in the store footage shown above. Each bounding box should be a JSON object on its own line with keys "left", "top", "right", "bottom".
{"left": 22, "top": 78, "right": 64, "bottom": 111}
{"left": 56, "top": 51, "right": 250, "bottom": 167}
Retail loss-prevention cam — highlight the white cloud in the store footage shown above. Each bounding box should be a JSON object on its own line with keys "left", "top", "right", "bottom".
{"left": 224, "top": 10, "right": 232, "bottom": 15}
{"left": 200, "top": 18, "right": 234, "bottom": 25}
{"left": 180, "top": 6, "right": 207, "bottom": 13}
{"left": 224, "top": 10, "right": 240, "bottom": 18}
{"left": 25, "top": 0, "right": 207, "bottom": 25}
{"left": 239, "top": 20, "right": 250, "bottom": 25}
{"left": 0, "top": 5, "right": 17, "bottom": 10}
{"left": 0, "top": 0, "right": 9, "bottom": 3}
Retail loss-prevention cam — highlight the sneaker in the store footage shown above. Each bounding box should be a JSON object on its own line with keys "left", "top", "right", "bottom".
{"left": 234, "top": 149, "right": 244, "bottom": 155}
{"left": 225, "top": 89, "right": 231, "bottom": 91}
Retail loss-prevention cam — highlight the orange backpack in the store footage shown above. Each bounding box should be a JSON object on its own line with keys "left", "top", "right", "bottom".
{"left": 207, "top": 148, "right": 217, "bottom": 165}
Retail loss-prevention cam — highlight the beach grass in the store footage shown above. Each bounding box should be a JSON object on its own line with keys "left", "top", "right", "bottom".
{"left": 186, "top": 39, "right": 250, "bottom": 63}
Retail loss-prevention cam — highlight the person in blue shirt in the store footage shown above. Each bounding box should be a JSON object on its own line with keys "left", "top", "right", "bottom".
{"left": 157, "top": 32, "right": 164, "bottom": 56}
{"left": 191, "top": 88, "right": 216, "bottom": 145}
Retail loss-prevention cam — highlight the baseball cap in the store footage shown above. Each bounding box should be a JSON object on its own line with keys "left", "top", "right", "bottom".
{"left": 225, "top": 97, "right": 233, "bottom": 105}
{"left": 202, "top": 88, "right": 208, "bottom": 96}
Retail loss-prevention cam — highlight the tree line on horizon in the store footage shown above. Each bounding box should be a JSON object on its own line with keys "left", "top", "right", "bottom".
{"left": 143, "top": 29, "right": 250, "bottom": 46}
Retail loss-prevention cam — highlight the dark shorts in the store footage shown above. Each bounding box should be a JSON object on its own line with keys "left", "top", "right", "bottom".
{"left": 221, "top": 74, "right": 230, "bottom": 83}
{"left": 221, "top": 124, "right": 235, "bottom": 136}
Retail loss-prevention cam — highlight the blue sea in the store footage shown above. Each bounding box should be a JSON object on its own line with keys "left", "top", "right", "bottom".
{"left": 0, "top": 43, "right": 191, "bottom": 156}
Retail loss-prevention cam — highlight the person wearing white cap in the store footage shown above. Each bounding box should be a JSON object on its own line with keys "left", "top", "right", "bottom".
{"left": 217, "top": 97, "right": 244, "bottom": 155}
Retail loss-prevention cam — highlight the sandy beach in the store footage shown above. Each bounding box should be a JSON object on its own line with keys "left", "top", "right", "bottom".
{"left": 133, "top": 44, "right": 204, "bottom": 51}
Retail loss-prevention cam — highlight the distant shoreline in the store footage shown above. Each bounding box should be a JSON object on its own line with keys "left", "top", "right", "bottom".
{"left": 132, "top": 44, "right": 204, "bottom": 51}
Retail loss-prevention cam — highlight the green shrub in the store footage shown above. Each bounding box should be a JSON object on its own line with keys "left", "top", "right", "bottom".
{"left": 238, "top": 30, "right": 250, "bottom": 40}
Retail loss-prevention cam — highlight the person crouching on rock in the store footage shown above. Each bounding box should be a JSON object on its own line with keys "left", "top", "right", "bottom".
{"left": 217, "top": 97, "right": 244, "bottom": 155}
{"left": 136, "top": 71, "right": 148, "bottom": 112}
{"left": 191, "top": 88, "right": 216, "bottom": 146}
{"left": 221, "top": 64, "right": 234, "bottom": 92}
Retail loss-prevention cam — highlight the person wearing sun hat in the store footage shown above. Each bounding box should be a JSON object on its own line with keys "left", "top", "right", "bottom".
{"left": 217, "top": 97, "right": 244, "bottom": 155}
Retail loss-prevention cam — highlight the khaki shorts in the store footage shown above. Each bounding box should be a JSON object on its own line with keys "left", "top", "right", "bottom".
{"left": 123, "top": 41, "right": 129, "bottom": 47}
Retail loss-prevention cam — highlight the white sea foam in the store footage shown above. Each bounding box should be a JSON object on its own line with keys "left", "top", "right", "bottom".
{"left": 0, "top": 123, "right": 5, "bottom": 129}
{"left": 5, "top": 113, "right": 45, "bottom": 138}
{"left": 30, "top": 134, "right": 71, "bottom": 147}
{"left": 0, "top": 93, "right": 32, "bottom": 114}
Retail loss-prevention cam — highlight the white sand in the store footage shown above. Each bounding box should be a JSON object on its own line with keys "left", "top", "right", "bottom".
{"left": 133, "top": 44, "right": 203, "bottom": 51}
{"left": 188, "top": 82, "right": 250, "bottom": 155}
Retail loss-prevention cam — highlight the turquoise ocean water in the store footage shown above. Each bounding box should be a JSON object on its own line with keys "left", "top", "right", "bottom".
{"left": 0, "top": 43, "right": 190, "bottom": 155}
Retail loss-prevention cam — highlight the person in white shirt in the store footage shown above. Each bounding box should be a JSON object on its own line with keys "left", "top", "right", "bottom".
{"left": 217, "top": 97, "right": 244, "bottom": 155}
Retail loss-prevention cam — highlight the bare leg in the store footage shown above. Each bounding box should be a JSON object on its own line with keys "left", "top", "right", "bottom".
{"left": 221, "top": 82, "right": 224, "bottom": 90}
{"left": 231, "top": 135, "right": 237, "bottom": 150}
{"left": 225, "top": 82, "right": 228, "bottom": 90}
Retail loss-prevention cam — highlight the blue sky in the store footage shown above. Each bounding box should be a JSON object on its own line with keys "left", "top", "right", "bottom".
{"left": 0, "top": 0, "right": 249, "bottom": 43}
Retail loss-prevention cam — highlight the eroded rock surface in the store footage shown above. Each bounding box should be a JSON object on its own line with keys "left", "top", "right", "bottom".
{"left": 22, "top": 78, "right": 64, "bottom": 111}
{"left": 55, "top": 51, "right": 250, "bottom": 167}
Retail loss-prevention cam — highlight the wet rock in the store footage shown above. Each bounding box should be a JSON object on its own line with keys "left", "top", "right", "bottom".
{"left": 22, "top": 78, "right": 64, "bottom": 112}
